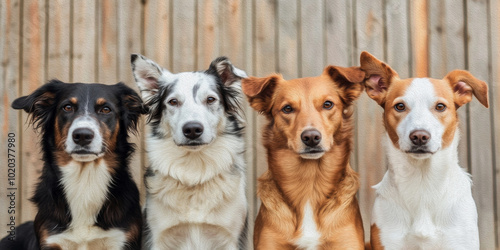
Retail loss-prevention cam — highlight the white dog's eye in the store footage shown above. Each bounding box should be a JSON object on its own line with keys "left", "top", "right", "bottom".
{"left": 207, "top": 97, "right": 216, "bottom": 104}
{"left": 435, "top": 103, "right": 446, "bottom": 112}
{"left": 394, "top": 103, "right": 406, "bottom": 112}
{"left": 168, "top": 99, "right": 178, "bottom": 106}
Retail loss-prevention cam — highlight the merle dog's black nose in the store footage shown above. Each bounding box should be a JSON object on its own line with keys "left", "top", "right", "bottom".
{"left": 72, "top": 128, "right": 95, "bottom": 146}
{"left": 183, "top": 122, "right": 204, "bottom": 140}
{"left": 301, "top": 129, "right": 322, "bottom": 147}
{"left": 410, "top": 130, "right": 431, "bottom": 146}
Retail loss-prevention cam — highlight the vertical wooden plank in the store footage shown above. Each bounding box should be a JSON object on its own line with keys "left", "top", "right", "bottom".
{"left": 385, "top": 0, "right": 410, "bottom": 78}
{"left": 354, "top": 0, "right": 386, "bottom": 242}
{"left": 254, "top": 0, "right": 276, "bottom": 183}
{"left": 325, "top": 0, "right": 353, "bottom": 66}
{"left": 277, "top": 0, "right": 298, "bottom": 80}
{"left": 98, "top": 0, "right": 118, "bottom": 84}
{"left": 410, "top": 0, "right": 428, "bottom": 77}
{"left": 242, "top": 0, "right": 255, "bottom": 248}
{"left": 196, "top": 0, "right": 219, "bottom": 69}
{"left": 20, "top": 0, "right": 47, "bottom": 222}
{"left": 300, "top": 0, "right": 324, "bottom": 77}
{"left": 144, "top": 0, "right": 171, "bottom": 68}
{"left": 172, "top": 0, "right": 196, "bottom": 72}
{"left": 220, "top": 0, "right": 245, "bottom": 66}
{"left": 491, "top": 0, "right": 500, "bottom": 247}
{"left": 466, "top": 0, "right": 496, "bottom": 248}
{"left": 72, "top": 0, "right": 97, "bottom": 83}
{"left": 47, "top": 0, "right": 70, "bottom": 81}
{"left": 0, "top": 0, "right": 22, "bottom": 232}
{"left": 117, "top": 0, "right": 145, "bottom": 203}
{"left": 428, "top": 0, "right": 469, "bottom": 180}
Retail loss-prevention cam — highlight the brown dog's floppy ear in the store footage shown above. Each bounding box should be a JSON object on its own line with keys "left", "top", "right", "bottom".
{"left": 324, "top": 65, "right": 365, "bottom": 105}
{"left": 241, "top": 74, "right": 282, "bottom": 114}
{"left": 360, "top": 51, "right": 398, "bottom": 106}
{"left": 444, "top": 70, "right": 489, "bottom": 108}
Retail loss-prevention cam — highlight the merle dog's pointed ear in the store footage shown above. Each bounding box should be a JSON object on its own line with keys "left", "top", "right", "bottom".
{"left": 207, "top": 56, "right": 248, "bottom": 86}
{"left": 12, "top": 80, "right": 64, "bottom": 129}
{"left": 115, "top": 82, "right": 149, "bottom": 132}
{"left": 130, "top": 54, "right": 172, "bottom": 101}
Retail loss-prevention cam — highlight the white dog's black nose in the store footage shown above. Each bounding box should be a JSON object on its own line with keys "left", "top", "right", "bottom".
{"left": 183, "top": 122, "right": 204, "bottom": 140}
{"left": 72, "top": 128, "right": 95, "bottom": 146}
{"left": 301, "top": 129, "right": 322, "bottom": 147}
{"left": 410, "top": 130, "right": 430, "bottom": 146}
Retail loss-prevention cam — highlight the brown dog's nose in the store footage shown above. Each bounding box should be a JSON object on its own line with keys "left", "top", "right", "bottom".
{"left": 301, "top": 129, "right": 322, "bottom": 147}
{"left": 409, "top": 130, "right": 431, "bottom": 146}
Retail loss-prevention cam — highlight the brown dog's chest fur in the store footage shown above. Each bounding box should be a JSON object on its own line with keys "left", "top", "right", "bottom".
{"left": 254, "top": 129, "right": 364, "bottom": 249}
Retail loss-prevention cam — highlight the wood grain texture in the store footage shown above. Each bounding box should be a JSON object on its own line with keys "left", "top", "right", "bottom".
{"left": 354, "top": 0, "right": 386, "bottom": 242}
{"left": 172, "top": 0, "right": 196, "bottom": 72}
{"left": 0, "top": 0, "right": 22, "bottom": 232}
{"left": 277, "top": 0, "right": 298, "bottom": 80}
{"left": 491, "top": 0, "right": 500, "bottom": 247}
{"left": 47, "top": 0, "right": 70, "bottom": 81}
{"left": 411, "top": 0, "right": 428, "bottom": 77}
{"left": 72, "top": 0, "right": 97, "bottom": 83}
{"left": 300, "top": 0, "right": 324, "bottom": 77}
{"left": 466, "top": 0, "right": 496, "bottom": 248}
{"left": 196, "top": 0, "right": 219, "bottom": 69}
{"left": 98, "top": 0, "right": 118, "bottom": 84}
{"left": 144, "top": 0, "right": 171, "bottom": 68}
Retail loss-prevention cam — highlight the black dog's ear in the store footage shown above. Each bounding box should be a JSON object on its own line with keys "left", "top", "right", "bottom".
{"left": 115, "top": 82, "right": 148, "bottom": 132}
{"left": 12, "top": 80, "right": 64, "bottom": 129}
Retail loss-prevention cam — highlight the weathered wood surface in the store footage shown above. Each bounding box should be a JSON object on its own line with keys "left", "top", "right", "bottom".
{"left": 0, "top": 0, "right": 498, "bottom": 248}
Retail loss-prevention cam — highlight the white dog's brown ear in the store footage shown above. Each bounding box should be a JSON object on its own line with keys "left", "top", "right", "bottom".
{"left": 445, "top": 70, "right": 489, "bottom": 108}
{"left": 241, "top": 74, "right": 282, "bottom": 114}
{"left": 360, "top": 51, "right": 398, "bottom": 106}
{"left": 324, "top": 65, "right": 365, "bottom": 105}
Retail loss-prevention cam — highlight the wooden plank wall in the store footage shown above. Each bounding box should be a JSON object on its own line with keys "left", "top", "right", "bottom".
{"left": 0, "top": 0, "right": 498, "bottom": 248}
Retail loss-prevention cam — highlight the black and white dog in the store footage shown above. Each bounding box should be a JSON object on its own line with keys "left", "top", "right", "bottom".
{"left": 131, "top": 54, "right": 248, "bottom": 249}
{"left": 0, "top": 80, "right": 146, "bottom": 249}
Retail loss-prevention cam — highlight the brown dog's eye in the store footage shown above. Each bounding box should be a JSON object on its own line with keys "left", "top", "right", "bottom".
{"left": 168, "top": 99, "right": 178, "bottom": 106}
{"left": 282, "top": 105, "right": 293, "bottom": 114}
{"left": 62, "top": 104, "right": 73, "bottom": 112}
{"left": 394, "top": 103, "right": 406, "bottom": 112}
{"left": 323, "top": 101, "right": 333, "bottom": 110}
{"left": 207, "top": 97, "right": 216, "bottom": 104}
{"left": 435, "top": 103, "right": 446, "bottom": 112}
{"left": 100, "top": 106, "right": 111, "bottom": 114}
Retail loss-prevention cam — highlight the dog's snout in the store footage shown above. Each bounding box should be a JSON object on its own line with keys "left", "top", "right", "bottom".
{"left": 301, "top": 129, "right": 322, "bottom": 147}
{"left": 72, "top": 128, "right": 95, "bottom": 146}
{"left": 183, "top": 122, "right": 204, "bottom": 140}
{"left": 410, "top": 130, "right": 431, "bottom": 146}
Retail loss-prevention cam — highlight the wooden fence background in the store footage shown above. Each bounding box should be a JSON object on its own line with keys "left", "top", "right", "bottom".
{"left": 0, "top": 0, "right": 499, "bottom": 248}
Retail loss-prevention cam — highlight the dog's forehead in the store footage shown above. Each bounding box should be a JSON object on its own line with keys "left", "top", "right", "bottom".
{"left": 170, "top": 72, "right": 217, "bottom": 93}
{"left": 64, "top": 84, "right": 118, "bottom": 104}
{"left": 275, "top": 76, "right": 340, "bottom": 102}
{"left": 386, "top": 78, "right": 453, "bottom": 106}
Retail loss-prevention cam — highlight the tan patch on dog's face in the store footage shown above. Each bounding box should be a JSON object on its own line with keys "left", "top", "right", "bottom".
{"left": 54, "top": 114, "right": 73, "bottom": 166}
{"left": 271, "top": 75, "right": 344, "bottom": 154}
{"left": 382, "top": 78, "right": 413, "bottom": 149}
{"left": 428, "top": 78, "right": 458, "bottom": 149}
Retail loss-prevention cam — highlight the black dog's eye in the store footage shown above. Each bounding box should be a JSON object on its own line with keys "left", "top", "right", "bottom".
{"left": 435, "top": 103, "right": 446, "bottom": 112}
{"left": 62, "top": 104, "right": 73, "bottom": 112}
{"left": 207, "top": 97, "right": 216, "bottom": 104}
{"left": 168, "top": 99, "right": 178, "bottom": 106}
{"left": 100, "top": 106, "right": 112, "bottom": 114}
{"left": 282, "top": 105, "right": 293, "bottom": 114}
{"left": 323, "top": 101, "right": 333, "bottom": 110}
{"left": 394, "top": 103, "right": 406, "bottom": 112}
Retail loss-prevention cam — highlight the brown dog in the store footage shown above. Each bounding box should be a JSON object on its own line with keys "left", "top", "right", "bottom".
{"left": 242, "top": 66, "right": 366, "bottom": 249}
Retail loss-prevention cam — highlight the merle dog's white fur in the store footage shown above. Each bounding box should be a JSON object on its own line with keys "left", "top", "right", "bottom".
{"left": 131, "top": 54, "right": 248, "bottom": 249}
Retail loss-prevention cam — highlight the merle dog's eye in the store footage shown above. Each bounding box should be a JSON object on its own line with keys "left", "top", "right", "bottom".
{"left": 435, "top": 103, "right": 446, "bottom": 112}
{"left": 323, "top": 101, "right": 333, "bottom": 110}
{"left": 63, "top": 104, "right": 73, "bottom": 112}
{"left": 394, "top": 103, "right": 406, "bottom": 112}
{"left": 168, "top": 99, "right": 178, "bottom": 106}
{"left": 100, "top": 106, "right": 112, "bottom": 114}
{"left": 207, "top": 97, "right": 216, "bottom": 104}
{"left": 282, "top": 105, "right": 293, "bottom": 114}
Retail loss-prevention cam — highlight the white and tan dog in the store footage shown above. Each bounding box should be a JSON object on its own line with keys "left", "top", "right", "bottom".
{"left": 360, "top": 51, "right": 488, "bottom": 250}
{"left": 131, "top": 54, "right": 248, "bottom": 250}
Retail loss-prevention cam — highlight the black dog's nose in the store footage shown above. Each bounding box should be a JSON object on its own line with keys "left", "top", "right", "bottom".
{"left": 183, "top": 122, "right": 204, "bottom": 140}
{"left": 410, "top": 130, "right": 431, "bottom": 146}
{"left": 72, "top": 128, "right": 95, "bottom": 146}
{"left": 301, "top": 129, "right": 322, "bottom": 147}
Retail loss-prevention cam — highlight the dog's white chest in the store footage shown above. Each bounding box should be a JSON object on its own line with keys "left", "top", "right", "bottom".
{"left": 295, "top": 202, "right": 321, "bottom": 249}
